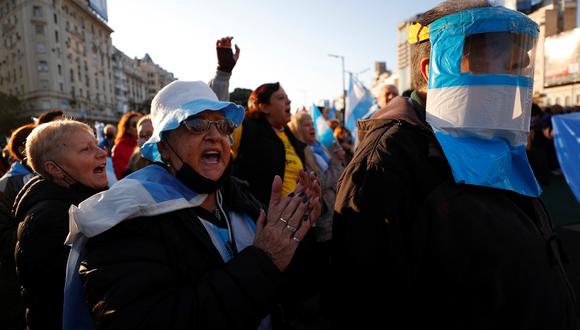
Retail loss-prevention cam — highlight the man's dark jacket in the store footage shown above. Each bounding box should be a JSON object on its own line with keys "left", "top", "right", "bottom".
{"left": 233, "top": 116, "right": 306, "bottom": 207}
{"left": 329, "top": 93, "right": 577, "bottom": 330}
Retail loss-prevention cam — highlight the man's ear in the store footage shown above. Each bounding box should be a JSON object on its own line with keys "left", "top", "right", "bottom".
{"left": 420, "top": 58, "right": 430, "bottom": 84}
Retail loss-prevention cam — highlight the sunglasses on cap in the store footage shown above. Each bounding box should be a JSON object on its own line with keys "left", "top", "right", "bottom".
{"left": 182, "top": 117, "right": 237, "bottom": 135}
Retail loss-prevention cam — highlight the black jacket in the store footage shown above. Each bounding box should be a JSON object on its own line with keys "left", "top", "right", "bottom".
{"left": 233, "top": 116, "right": 306, "bottom": 207}
{"left": 330, "top": 94, "right": 577, "bottom": 329}
{"left": 80, "top": 174, "right": 315, "bottom": 330}
{"left": 14, "top": 176, "right": 101, "bottom": 330}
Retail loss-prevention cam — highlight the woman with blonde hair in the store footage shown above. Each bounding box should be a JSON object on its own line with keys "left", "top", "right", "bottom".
{"left": 14, "top": 119, "right": 107, "bottom": 329}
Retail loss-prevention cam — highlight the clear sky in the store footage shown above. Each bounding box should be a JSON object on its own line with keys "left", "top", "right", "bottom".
{"left": 107, "top": 0, "right": 443, "bottom": 108}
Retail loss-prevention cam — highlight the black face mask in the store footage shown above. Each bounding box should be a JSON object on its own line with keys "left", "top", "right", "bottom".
{"left": 164, "top": 140, "right": 232, "bottom": 194}
{"left": 50, "top": 161, "right": 107, "bottom": 195}
{"left": 175, "top": 159, "right": 232, "bottom": 194}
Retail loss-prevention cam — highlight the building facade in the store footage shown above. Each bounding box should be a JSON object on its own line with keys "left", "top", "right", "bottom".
{"left": 0, "top": 0, "right": 175, "bottom": 123}
{"left": 0, "top": 0, "right": 118, "bottom": 121}
{"left": 138, "top": 53, "right": 175, "bottom": 104}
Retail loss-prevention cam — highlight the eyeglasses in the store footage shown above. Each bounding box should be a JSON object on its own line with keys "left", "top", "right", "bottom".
{"left": 182, "top": 118, "right": 237, "bottom": 135}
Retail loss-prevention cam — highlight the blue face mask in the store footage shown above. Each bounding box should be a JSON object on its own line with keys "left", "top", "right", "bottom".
{"left": 425, "top": 6, "right": 542, "bottom": 197}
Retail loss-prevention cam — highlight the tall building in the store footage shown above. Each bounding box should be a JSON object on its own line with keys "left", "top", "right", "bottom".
{"left": 527, "top": 0, "right": 578, "bottom": 106}
{"left": 0, "top": 0, "right": 117, "bottom": 121}
{"left": 138, "top": 53, "right": 175, "bottom": 103}
{"left": 111, "top": 47, "right": 148, "bottom": 115}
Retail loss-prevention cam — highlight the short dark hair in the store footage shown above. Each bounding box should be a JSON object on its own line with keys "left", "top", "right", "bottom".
{"left": 411, "top": 0, "right": 492, "bottom": 92}
{"left": 37, "top": 109, "right": 64, "bottom": 124}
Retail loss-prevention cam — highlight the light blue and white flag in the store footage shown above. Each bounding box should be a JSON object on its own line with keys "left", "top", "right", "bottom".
{"left": 312, "top": 104, "right": 337, "bottom": 149}
{"left": 62, "top": 164, "right": 207, "bottom": 330}
{"left": 552, "top": 112, "right": 580, "bottom": 203}
{"left": 345, "top": 73, "right": 375, "bottom": 134}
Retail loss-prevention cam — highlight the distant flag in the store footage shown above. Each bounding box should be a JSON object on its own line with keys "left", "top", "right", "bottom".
{"left": 345, "top": 73, "right": 375, "bottom": 134}
{"left": 312, "top": 104, "right": 337, "bottom": 149}
{"left": 551, "top": 112, "right": 580, "bottom": 202}
{"left": 327, "top": 100, "right": 337, "bottom": 120}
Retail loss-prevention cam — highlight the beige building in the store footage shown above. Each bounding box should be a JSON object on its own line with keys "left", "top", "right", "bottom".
{"left": 0, "top": 0, "right": 175, "bottom": 123}
{"left": 0, "top": 0, "right": 118, "bottom": 121}
{"left": 137, "top": 53, "right": 175, "bottom": 104}
{"left": 111, "top": 47, "right": 149, "bottom": 115}
{"left": 525, "top": 0, "right": 579, "bottom": 106}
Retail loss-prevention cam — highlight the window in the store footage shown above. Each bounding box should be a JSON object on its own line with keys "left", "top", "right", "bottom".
{"left": 38, "top": 60, "right": 48, "bottom": 72}
{"left": 36, "top": 42, "right": 46, "bottom": 53}
{"left": 33, "top": 6, "right": 42, "bottom": 17}
{"left": 58, "top": 64, "right": 62, "bottom": 75}
{"left": 555, "top": 97, "right": 560, "bottom": 105}
{"left": 40, "top": 79, "right": 49, "bottom": 89}
{"left": 53, "top": 13, "right": 57, "bottom": 24}
{"left": 70, "top": 69, "right": 74, "bottom": 82}
{"left": 35, "top": 24, "right": 44, "bottom": 34}
{"left": 54, "top": 30, "right": 59, "bottom": 42}
{"left": 60, "top": 82, "right": 63, "bottom": 92}
{"left": 565, "top": 96, "right": 570, "bottom": 106}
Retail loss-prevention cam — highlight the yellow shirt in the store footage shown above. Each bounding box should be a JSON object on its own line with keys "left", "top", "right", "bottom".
{"left": 276, "top": 130, "right": 303, "bottom": 197}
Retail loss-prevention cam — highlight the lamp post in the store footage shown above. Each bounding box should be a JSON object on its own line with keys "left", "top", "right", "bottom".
{"left": 328, "top": 54, "right": 346, "bottom": 124}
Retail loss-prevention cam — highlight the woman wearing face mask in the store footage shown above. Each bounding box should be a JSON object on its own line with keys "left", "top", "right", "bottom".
{"left": 231, "top": 82, "right": 306, "bottom": 208}
{"left": 13, "top": 120, "right": 108, "bottom": 330}
{"left": 64, "top": 81, "right": 322, "bottom": 330}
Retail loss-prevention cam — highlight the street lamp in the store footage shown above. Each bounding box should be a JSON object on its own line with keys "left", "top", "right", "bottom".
{"left": 328, "top": 53, "right": 346, "bottom": 124}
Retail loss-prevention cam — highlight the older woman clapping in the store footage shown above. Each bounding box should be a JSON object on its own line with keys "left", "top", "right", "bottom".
{"left": 64, "top": 81, "right": 321, "bottom": 330}
{"left": 14, "top": 120, "right": 107, "bottom": 330}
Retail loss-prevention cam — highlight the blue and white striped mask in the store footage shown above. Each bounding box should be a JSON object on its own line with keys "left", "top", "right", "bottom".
{"left": 425, "top": 6, "right": 541, "bottom": 197}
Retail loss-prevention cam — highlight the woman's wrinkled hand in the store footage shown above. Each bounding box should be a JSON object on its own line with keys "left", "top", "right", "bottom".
{"left": 253, "top": 172, "right": 321, "bottom": 271}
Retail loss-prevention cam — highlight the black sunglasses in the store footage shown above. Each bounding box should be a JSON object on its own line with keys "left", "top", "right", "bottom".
{"left": 182, "top": 118, "right": 237, "bottom": 135}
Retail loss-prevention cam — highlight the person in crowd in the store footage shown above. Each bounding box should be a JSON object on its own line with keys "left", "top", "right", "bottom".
{"left": 111, "top": 112, "right": 142, "bottom": 179}
{"left": 123, "top": 115, "right": 153, "bottom": 176}
{"left": 287, "top": 111, "right": 345, "bottom": 327}
{"left": 376, "top": 84, "right": 399, "bottom": 109}
{"left": 0, "top": 123, "right": 37, "bottom": 330}
{"left": 327, "top": 119, "right": 340, "bottom": 132}
{"left": 209, "top": 36, "right": 240, "bottom": 101}
{"left": 333, "top": 125, "right": 354, "bottom": 163}
{"left": 13, "top": 120, "right": 107, "bottom": 330}
{"left": 63, "top": 80, "right": 321, "bottom": 329}
{"left": 98, "top": 124, "right": 116, "bottom": 156}
{"left": 36, "top": 109, "right": 64, "bottom": 124}
{"left": 231, "top": 82, "right": 306, "bottom": 207}
{"left": 330, "top": 1, "right": 577, "bottom": 329}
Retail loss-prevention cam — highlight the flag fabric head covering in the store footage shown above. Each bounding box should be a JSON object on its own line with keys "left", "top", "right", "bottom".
{"left": 62, "top": 164, "right": 207, "bottom": 330}
{"left": 425, "top": 6, "right": 541, "bottom": 197}
{"left": 141, "top": 80, "right": 245, "bottom": 162}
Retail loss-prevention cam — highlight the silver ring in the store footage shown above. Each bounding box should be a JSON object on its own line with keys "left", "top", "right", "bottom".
{"left": 286, "top": 224, "right": 297, "bottom": 233}
{"left": 279, "top": 217, "right": 288, "bottom": 224}
{"left": 292, "top": 236, "right": 300, "bottom": 243}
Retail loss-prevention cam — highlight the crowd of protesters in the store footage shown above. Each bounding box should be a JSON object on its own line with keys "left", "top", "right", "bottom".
{"left": 0, "top": 1, "right": 578, "bottom": 329}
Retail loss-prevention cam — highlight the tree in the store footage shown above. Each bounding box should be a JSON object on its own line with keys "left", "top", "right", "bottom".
{"left": 0, "top": 92, "right": 27, "bottom": 142}
{"left": 229, "top": 88, "right": 252, "bottom": 107}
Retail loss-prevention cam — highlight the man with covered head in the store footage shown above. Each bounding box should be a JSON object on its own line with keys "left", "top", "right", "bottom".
{"left": 62, "top": 81, "right": 322, "bottom": 329}
{"left": 330, "top": 1, "right": 577, "bottom": 329}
